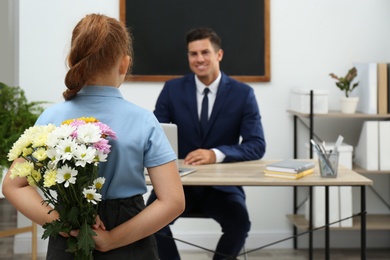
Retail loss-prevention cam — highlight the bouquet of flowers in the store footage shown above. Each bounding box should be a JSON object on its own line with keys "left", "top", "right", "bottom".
{"left": 7, "top": 117, "right": 116, "bottom": 260}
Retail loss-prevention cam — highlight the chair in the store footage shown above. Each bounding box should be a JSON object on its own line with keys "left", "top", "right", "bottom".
{"left": 1, "top": 173, "right": 37, "bottom": 260}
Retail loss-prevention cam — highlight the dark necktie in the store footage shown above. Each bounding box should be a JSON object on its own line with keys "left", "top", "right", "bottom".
{"left": 200, "top": 88, "right": 210, "bottom": 135}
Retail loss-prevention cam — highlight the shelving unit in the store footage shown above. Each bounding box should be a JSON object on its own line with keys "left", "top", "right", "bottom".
{"left": 287, "top": 214, "right": 390, "bottom": 230}
{"left": 287, "top": 90, "right": 390, "bottom": 257}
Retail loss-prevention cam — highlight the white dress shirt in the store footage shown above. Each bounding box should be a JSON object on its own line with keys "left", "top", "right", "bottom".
{"left": 194, "top": 73, "right": 226, "bottom": 163}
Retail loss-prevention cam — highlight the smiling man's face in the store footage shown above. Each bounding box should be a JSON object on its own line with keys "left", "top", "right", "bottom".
{"left": 187, "top": 38, "right": 223, "bottom": 86}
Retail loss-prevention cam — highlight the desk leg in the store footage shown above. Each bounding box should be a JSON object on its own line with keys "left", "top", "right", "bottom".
{"left": 309, "top": 186, "right": 313, "bottom": 260}
{"left": 293, "top": 186, "right": 298, "bottom": 249}
{"left": 293, "top": 115, "right": 298, "bottom": 250}
{"left": 325, "top": 186, "right": 329, "bottom": 260}
{"left": 32, "top": 222, "right": 37, "bottom": 260}
{"left": 361, "top": 186, "right": 366, "bottom": 260}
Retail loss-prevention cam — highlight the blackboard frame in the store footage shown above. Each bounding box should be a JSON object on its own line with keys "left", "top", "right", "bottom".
{"left": 120, "top": 0, "right": 270, "bottom": 82}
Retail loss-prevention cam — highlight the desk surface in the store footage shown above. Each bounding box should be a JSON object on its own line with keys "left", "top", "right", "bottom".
{"left": 147, "top": 160, "right": 373, "bottom": 187}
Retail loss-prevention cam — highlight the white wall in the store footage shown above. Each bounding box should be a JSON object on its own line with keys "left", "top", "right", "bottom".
{"left": 0, "top": 0, "right": 17, "bottom": 85}
{"left": 2, "top": 0, "right": 390, "bottom": 254}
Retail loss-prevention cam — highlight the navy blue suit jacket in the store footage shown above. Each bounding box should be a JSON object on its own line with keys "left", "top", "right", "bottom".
{"left": 154, "top": 72, "right": 266, "bottom": 197}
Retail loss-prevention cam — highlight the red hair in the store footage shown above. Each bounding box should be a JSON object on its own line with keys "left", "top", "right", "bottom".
{"left": 63, "top": 14, "right": 133, "bottom": 100}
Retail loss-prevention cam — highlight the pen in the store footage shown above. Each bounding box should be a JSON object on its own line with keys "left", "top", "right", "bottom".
{"left": 331, "top": 135, "right": 344, "bottom": 154}
{"left": 311, "top": 139, "right": 335, "bottom": 175}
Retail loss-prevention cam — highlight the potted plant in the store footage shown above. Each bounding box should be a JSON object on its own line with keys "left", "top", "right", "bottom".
{"left": 0, "top": 82, "right": 45, "bottom": 189}
{"left": 329, "top": 67, "right": 359, "bottom": 114}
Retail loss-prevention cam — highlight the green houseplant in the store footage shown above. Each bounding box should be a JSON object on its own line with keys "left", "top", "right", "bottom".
{"left": 329, "top": 67, "right": 359, "bottom": 98}
{"left": 329, "top": 67, "right": 360, "bottom": 113}
{"left": 0, "top": 82, "right": 45, "bottom": 182}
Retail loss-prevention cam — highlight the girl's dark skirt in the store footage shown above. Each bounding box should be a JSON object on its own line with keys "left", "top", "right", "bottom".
{"left": 46, "top": 195, "right": 159, "bottom": 260}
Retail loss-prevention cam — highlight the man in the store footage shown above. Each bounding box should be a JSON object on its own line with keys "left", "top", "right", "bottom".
{"left": 147, "top": 27, "right": 266, "bottom": 260}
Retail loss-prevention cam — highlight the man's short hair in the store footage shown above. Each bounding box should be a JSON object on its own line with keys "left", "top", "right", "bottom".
{"left": 185, "top": 27, "right": 222, "bottom": 51}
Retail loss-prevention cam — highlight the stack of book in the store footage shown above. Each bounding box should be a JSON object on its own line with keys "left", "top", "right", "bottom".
{"left": 264, "top": 160, "right": 315, "bottom": 180}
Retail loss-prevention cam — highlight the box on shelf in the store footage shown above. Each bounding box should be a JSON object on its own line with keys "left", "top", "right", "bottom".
{"left": 290, "top": 88, "right": 329, "bottom": 114}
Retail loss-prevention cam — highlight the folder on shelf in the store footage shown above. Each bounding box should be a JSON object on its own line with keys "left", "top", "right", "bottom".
{"left": 379, "top": 121, "right": 390, "bottom": 171}
{"left": 354, "top": 121, "right": 379, "bottom": 171}
{"left": 377, "top": 63, "right": 388, "bottom": 115}
{"left": 305, "top": 186, "right": 340, "bottom": 228}
{"left": 339, "top": 186, "right": 353, "bottom": 227}
{"left": 387, "top": 63, "right": 390, "bottom": 113}
{"left": 353, "top": 62, "right": 378, "bottom": 114}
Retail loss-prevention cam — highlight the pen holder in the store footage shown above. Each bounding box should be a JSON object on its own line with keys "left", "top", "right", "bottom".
{"left": 318, "top": 152, "right": 339, "bottom": 178}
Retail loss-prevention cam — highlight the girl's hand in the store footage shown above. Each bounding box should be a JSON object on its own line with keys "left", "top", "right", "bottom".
{"left": 92, "top": 227, "right": 112, "bottom": 252}
{"left": 63, "top": 216, "right": 106, "bottom": 237}
{"left": 93, "top": 215, "right": 106, "bottom": 231}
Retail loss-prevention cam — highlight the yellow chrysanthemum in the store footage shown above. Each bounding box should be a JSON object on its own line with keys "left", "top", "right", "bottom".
{"left": 22, "top": 147, "right": 33, "bottom": 157}
{"left": 9, "top": 161, "right": 34, "bottom": 179}
{"left": 62, "top": 117, "right": 99, "bottom": 125}
{"left": 32, "top": 147, "right": 48, "bottom": 161}
{"left": 31, "top": 124, "right": 56, "bottom": 148}
{"left": 8, "top": 134, "right": 32, "bottom": 161}
{"left": 8, "top": 146, "right": 22, "bottom": 161}
{"left": 27, "top": 170, "right": 42, "bottom": 187}
{"left": 43, "top": 169, "right": 57, "bottom": 188}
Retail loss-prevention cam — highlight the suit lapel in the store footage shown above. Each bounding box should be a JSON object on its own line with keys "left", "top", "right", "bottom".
{"left": 184, "top": 76, "right": 203, "bottom": 137}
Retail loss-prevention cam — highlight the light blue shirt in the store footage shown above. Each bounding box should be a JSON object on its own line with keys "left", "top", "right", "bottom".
{"left": 35, "top": 86, "right": 176, "bottom": 200}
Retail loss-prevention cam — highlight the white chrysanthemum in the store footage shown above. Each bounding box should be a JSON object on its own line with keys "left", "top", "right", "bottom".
{"left": 46, "top": 124, "right": 75, "bottom": 147}
{"left": 74, "top": 145, "right": 97, "bottom": 167}
{"left": 76, "top": 124, "right": 102, "bottom": 144}
{"left": 93, "top": 177, "right": 105, "bottom": 190}
{"left": 56, "top": 137, "right": 78, "bottom": 162}
{"left": 46, "top": 148, "right": 59, "bottom": 162}
{"left": 56, "top": 165, "right": 78, "bottom": 188}
{"left": 83, "top": 188, "right": 102, "bottom": 204}
{"left": 95, "top": 150, "right": 108, "bottom": 163}
{"left": 32, "top": 147, "right": 48, "bottom": 161}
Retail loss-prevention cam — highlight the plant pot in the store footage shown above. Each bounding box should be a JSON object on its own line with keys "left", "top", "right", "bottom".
{"left": 340, "top": 96, "right": 359, "bottom": 114}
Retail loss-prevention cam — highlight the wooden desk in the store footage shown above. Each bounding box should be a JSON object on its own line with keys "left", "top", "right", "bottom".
{"left": 147, "top": 159, "right": 373, "bottom": 260}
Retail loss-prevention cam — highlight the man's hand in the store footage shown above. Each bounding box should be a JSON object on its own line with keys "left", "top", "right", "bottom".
{"left": 184, "top": 149, "right": 216, "bottom": 165}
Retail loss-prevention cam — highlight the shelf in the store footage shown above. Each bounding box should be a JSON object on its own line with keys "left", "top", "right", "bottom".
{"left": 287, "top": 214, "right": 390, "bottom": 230}
{"left": 287, "top": 110, "right": 390, "bottom": 119}
{"left": 353, "top": 164, "right": 390, "bottom": 175}
{"left": 289, "top": 90, "right": 390, "bottom": 251}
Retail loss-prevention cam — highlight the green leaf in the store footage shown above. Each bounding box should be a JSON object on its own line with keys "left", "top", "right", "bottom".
{"left": 68, "top": 206, "right": 81, "bottom": 227}
{"left": 42, "top": 220, "right": 70, "bottom": 240}
{"left": 66, "top": 236, "right": 78, "bottom": 253}
{"left": 77, "top": 221, "right": 96, "bottom": 257}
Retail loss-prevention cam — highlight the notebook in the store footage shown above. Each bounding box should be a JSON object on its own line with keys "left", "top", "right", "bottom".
{"left": 150, "top": 123, "right": 196, "bottom": 177}
{"left": 265, "top": 159, "right": 315, "bottom": 173}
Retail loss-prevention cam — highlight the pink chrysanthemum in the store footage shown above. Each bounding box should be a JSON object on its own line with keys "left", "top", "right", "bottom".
{"left": 95, "top": 122, "right": 117, "bottom": 139}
